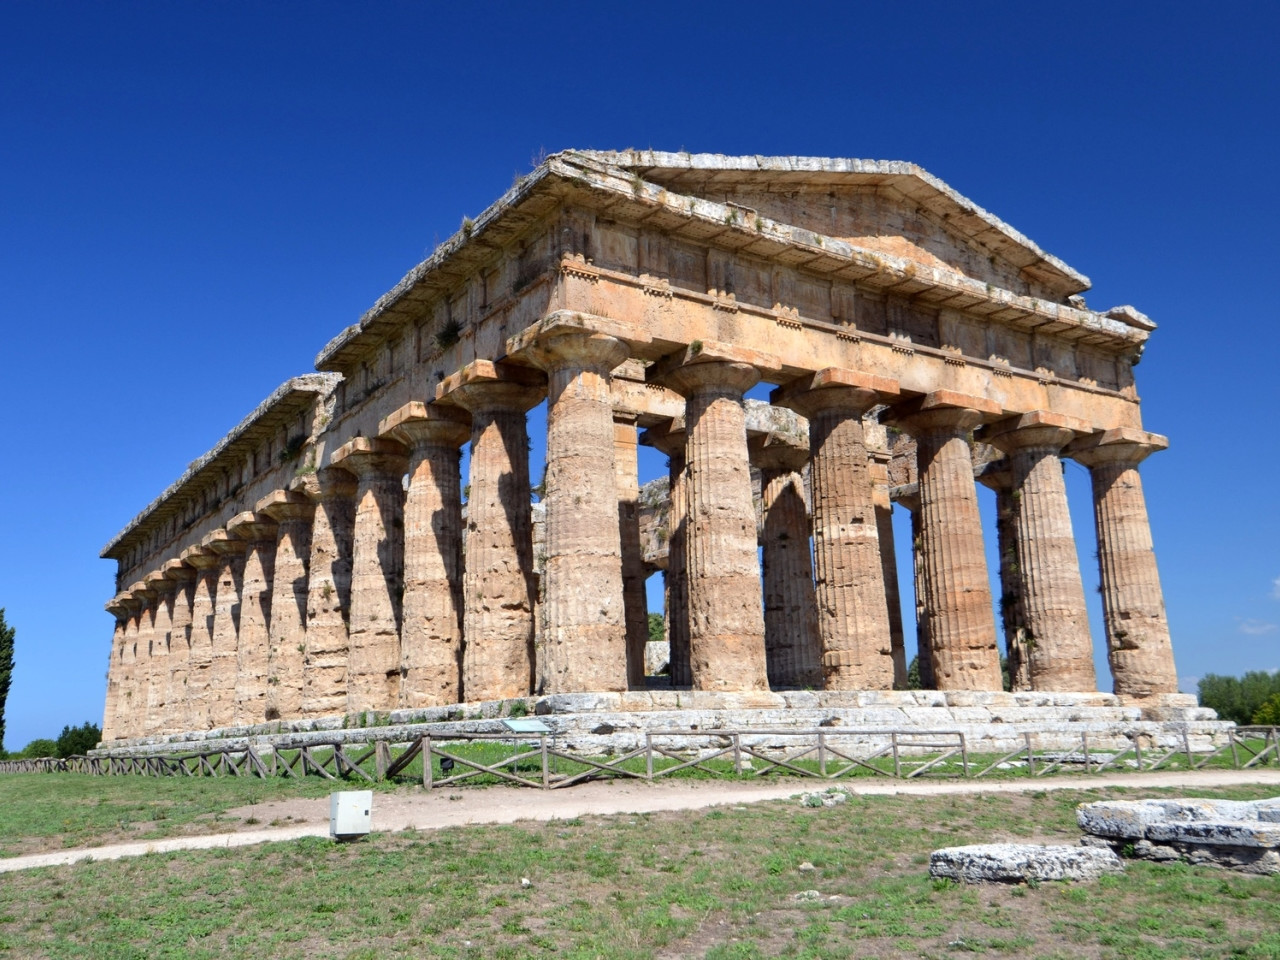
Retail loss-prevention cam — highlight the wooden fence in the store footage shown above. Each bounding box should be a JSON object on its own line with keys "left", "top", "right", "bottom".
{"left": 1, "top": 725, "right": 1275, "bottom": 789}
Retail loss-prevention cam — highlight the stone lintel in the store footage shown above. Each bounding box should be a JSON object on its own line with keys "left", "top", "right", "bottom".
{"left": 505, "top": 309, "right": 651, "bottom": 360}
{"left": 771, "top": 366, "right": 901, "bottom": 408}
{"left": 980, "top": 410, "right": 1092, "bottom": 449}
{"left": 376, "top": 401, "right": 471, "bottom": 450}
{"left": 227, "top": 511, "right": 279, "bottom": 543}
{"left": 434, "top": 358, "right": 546, "bottom": 406}
{"left": 886, "top": 390, "right": 1002, "bottom": 433}
{"left": 1105, "top": 304, "right": 1156, "bottom": 332}
{"left": 647, "top": 339, "right": 782, "bottom": 386}
{"left": 255, "top": 488, "right": 316, "bottom": 523}
{"left": 1065, "top": 427, "right": 1169, "bottom": 465}
{"left": 202, "top": 529, "right": 248, "bottom": 556}
{"left": 975, "top": 459, "right": 1014, "bottom": 491}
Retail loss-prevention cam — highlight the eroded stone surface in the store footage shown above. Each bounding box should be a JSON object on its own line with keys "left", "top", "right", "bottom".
{"left": 930, "top": 844, "right": 1123, "bottom": 883}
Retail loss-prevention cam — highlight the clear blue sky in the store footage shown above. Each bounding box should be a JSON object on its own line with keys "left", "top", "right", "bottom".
{"left": 3, "top": 2, "right": 1277, "bottom": 750}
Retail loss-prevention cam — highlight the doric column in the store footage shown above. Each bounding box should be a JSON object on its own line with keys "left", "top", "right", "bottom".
{"left": 162, "top": 559, "right": 196, "bottom": 732}
{"left": 180, "top": 544, "right": 222, "bottom": 730}
{"left": 436, "top": 360, "right": 544, "bottom": 701}
{"left": 330, "top": 437, "right": 409, "bottom": 714}
{"left": 868, "top": 451, "right": 908, "bottom": 688}
{"left": 751, "top": 437, "right": 822, "bottom": 688}
{"left": 776, "top": 368, "right": 900, "bottom": 690}
{"left": 201, "top": 529, "right": 247, "bottom": 729}
{"left": 976, "top": 463, "right": 1031, "bottom": 691}
{"left": 652, "top": 343, "right": 777, "bottom": 692}
{"left": 379, "top": 402, "right": 470, "bottom": 709}
{"left": 510, "top": 321, "right": 630, "bottom": 694}
{"left": 984, "top": 412, "right": 1096, "bottom": 692}
{"left": 641, "top": 420, "right": 691, "bottom": 687}
{"left": 142, "top": 570, "right": 175, "bottom": 734}
{"left": 102, "top": 595, "right": 135, "bottom": 740}
{"left": 1067, "top": 428, "right": 1178, "bottom": 698}
{"left": 126, "top": 580, "right": 157, "bottom": 738}
{"left": 257, "top": 490, "right": 315, "bottom": 722}
{"left": 292, "top": 468, "right": 356, "bottom": 716}
{"left": 614, "top": 413, "right": 651, "bottom": 688}
{"left": 888, "top": 392, "right": 1003, "bottom": 690}
{"left": 897, "top": 491, "right": 935, "bottom": 689}
{"left": 228, "top": 511, "right": 278, "bottom": 724}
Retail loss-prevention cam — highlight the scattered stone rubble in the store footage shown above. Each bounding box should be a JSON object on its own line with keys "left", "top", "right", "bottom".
{"left": 930, "top": 844, "right": 1123, "bottom": 883}
{"left": 1077, "top": 796, "right": 1280, "bottom": 875}
{"left": 796, "top": 785, "right": 852, "bottom": 808}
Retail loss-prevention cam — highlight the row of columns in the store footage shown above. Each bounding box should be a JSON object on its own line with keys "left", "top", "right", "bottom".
{"left": 104, "top": 314, "right": 1179, "bottom": 740}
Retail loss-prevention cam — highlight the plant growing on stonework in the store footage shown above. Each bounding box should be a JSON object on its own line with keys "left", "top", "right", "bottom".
{"left": 0, "top": 609, "right": 13, "bottom": 755}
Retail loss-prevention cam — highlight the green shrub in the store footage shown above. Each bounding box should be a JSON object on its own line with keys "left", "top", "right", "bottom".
{"left": 17, "top": 738, "right": 56, "bottom": 759}
{"left": 1251, "top": 692, "right": 1280, "bottom": 726}
{"left": 55, "top": 722, "right": 101, "bottom": 757}
{"left": 1199, "top": 671, "right": 1280, "bottom": 724}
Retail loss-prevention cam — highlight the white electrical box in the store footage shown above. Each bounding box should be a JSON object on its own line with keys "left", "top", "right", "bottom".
{"left": 329, "top": 790, "right": 373, "bottom": 841}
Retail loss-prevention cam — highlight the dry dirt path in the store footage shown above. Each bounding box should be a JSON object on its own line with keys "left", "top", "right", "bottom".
{"left": 3, "top": 767, "right": 1278, "bottom": 874}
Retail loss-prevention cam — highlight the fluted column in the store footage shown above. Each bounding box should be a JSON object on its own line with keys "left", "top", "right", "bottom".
{"left": 142, "top": 571, "right": 175, "bottom": 734}
{"left": 614, "top": 413, "right": 651, "bottom": 688}
{"left": 985, "top": 412, "right": 1096, "bottom": 692}
{"left": 293, "top": 468, "right": 356, "bottom": 716}
{"left": 228, "top": 512, "right": 278, "bottom": 724}
{"left": 898, "top": 492, "right": 935, "bottom": 689}
{"left": 869, "top": 454, "right": 908, "bottom": 688}
{"left": 1068, "top": 429, "right": 1178, "bottom": 698}
{"left": 258, "top": 490, "right": 314, "bottom": 722}
{"left": 201, "top": 529, "right": 246, "bottom": 729}
{"left": 642, "top": 422, "right": 691, "bottom": 687}
{"left": 379, "top": 402, "right": 471, "bottom": 708}
{"left": 437, "top": 361, "right": 544, "bottom": 701}
{"left": 657, "top": 356, "right": 769, "bottom": 692}
{"left": 126, "top": 581, "right": 157, "bottom": 738}
{"left": 517, "top": 329, "right": 630, "bottom": 694}
{"left": 776, "top": 369, "right": 899, "bottom": 690}
{"left": 754, "top": 444, "right": 822, "bottom": 689}
{"left": 162, "top": 559, "right": 196, "bottom": 732}
{"left": 977, "top": 464, "right": 1031, "bottom": 691}
{"left": 889, "top": 393, "right": 1002, "bottom": 690}
{"left": 102, "top": 596, "right": 135, "bottom": 740}
{"left": 331, "top": 438, "right": 409, "bottom": 714}
{"left": 180, "top": 544, "right": 222, "bottom": 730}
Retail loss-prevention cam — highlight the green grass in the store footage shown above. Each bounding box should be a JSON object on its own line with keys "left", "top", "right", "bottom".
{"left": 0, "top": 779, "right": 1276, "bottom": 958}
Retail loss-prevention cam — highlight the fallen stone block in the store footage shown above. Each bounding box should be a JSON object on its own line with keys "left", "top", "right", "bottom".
{"left": 1144, "top": 821, "right": 1280, "bottom": 849}
{"left": 929, "top": 844, "right": 1123, "bottom": 883}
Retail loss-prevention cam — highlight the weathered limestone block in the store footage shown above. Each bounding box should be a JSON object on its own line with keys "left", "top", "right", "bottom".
{"left": 331, "top": 437, "right": 409, "bottom": 714}
{"left": 379, "top": 402, "right": 470, "bottom": 709}
{"left": 102, "top": 595, "right": 136, "bottom": 740}
{"left": 1068, "top": 429, "right": 1178, "bottom": 699}
{"left": 293, "top": 468, "right": 356, "bottom": 717}
{"left": 141, "top": 570, "right": 175, "bottom": 735}
{"left": 179, "top": 544, "right": 222, "bottom": 730}
{"left": 641, "top": 422, "right": 691, "bottom": 687}
{"left": 228, "top": 511, "right": 278, "bottom": 725}
{"left": 512, "top": 323, "right": 631, "bottom": 695}
{"left": 1077, "top": 798, "right": 1274, "bottom": 839}
{"left": 126, "top": 580, "right": 157, "bottom": 739}
{"left": 776, "top": 368, "right": 898, "bottom": 690}
{"left": 437, "top": 360, "right": 544, "bottom": 701}
{"left": 984, "top": 412, "right": 1096, "bottom": 692}
{"left": 889, "top": 393, "right": 1002, "bottom": 691}
{"left": 201, "top": 529, "right": 247, "bottom": 729}
{"left": 930, "top": 844, "right": 1123, "bottom": 883}
{"left": 654, "top": 345, "right": 773, "bottom": 692}
{"left": 257, "top": 490, "right": 315, "bottom": 722}
{"left": 752, "top": 440, "right": 821, "bottom": 689}
{"left": 161, "top": 559, "right": 196, "bottom": 734}
{"left": 614, "top": 413, "right": 650, "bottom": 687}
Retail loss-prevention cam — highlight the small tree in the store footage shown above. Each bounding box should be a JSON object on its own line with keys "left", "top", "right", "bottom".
{"left": 647, "top": 613, "right": 665, "bottom": 644}
{"left": 1252, "top": 693, "right": 1280, "bottom": 727}
{"left": 0, "top": 609, "right": 13, "bottom": 754}
{"left": 55, "top": 722, "right": 102, "bottom": 758}
{"left": 1199, "top": 671, "right": 1280, "bottom": 725}
{"left": 18, "top": 738, "right": 56, "bottom": 759}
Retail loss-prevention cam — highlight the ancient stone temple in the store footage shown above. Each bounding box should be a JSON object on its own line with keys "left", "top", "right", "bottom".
{"left": 100, "top": 151, "right": 1188, "bottom": 743}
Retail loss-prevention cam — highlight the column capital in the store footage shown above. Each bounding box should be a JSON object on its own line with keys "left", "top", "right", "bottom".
{"left": 772, "top": 367, "right": 900, "bottom": 418}
{"left": 106, "top": 594, "right": 138, "bottom": 619}
{"left": 201, "top": 528, "right": 248, "bottom": 557}
{"left": 974, "top": 459, "right": 1014, "bottom": 493}
{"left": 1066, "top": 427, "right": 1169, "bottom": 467}
{"left": 378, "top": 401, "right": 471, "bottom": 451}
{"left": 161, "top": 558, "right": 197, "bottom": 583}
{"left": 748, "top": 433, "right": 808, "bottom": 473}
{"left": 329, "top": 437, "right": 409, "bottom": 479}
{"left": 256, "top": 488, "right": 317, "bottom": 524}
{"left": 180, "top": 543, "right": 223, "bottom": 570}
{"left": 505, "top": 309, "right": 648, "bottom": 367}
{"left": 227, "top": 511, "right": 279, "bottom": 544}
{"left": 144, "top": 569, "right": 177, "bottom": 598}
{"left": 639, "top": 418, "right": 687, "bottom": 458}
{"left": 980, "top": 410, "right": 1092, "bottom": 454}
{"left": 128, "top": 580, "right": 157, "bottom": 604}
{"left": 885, "top": 390, "right": 1002, "bottom": 435}
{"left": 649, "top": 340, "right": 779, "bottom": 397}
{"left": 291, "top": 465, "right": 359, "bottom": 502}
{"left": 434, "top": 358, "right": 545, "bottom": 413}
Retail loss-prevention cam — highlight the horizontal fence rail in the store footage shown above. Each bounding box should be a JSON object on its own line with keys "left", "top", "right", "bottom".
{"left": 1, "top": 725, "right": 1276, "bottom": 789}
